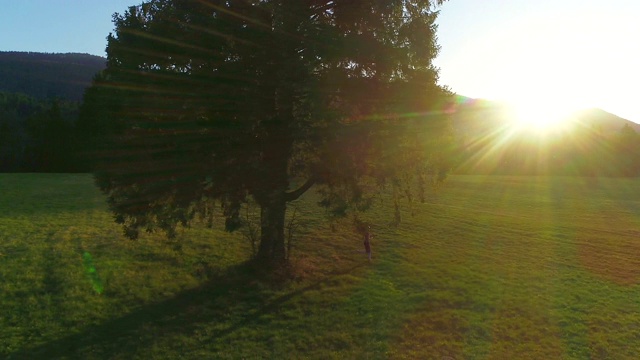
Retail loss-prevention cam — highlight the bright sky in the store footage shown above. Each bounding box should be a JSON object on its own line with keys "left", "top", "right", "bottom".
{"left": 0, "top": 0, "right": 133, "bottom": 56}
{"left": 435, "top": 0, "right": 640, "bottom": 123}
{"left": 1, "top": 0, "right": 639, "bottom": 122}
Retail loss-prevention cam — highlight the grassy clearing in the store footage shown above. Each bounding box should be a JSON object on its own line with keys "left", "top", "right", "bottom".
{"left": 2, "top": 174, "right": 640, "bottom": 359}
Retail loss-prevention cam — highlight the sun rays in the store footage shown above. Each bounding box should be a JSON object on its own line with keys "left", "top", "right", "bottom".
{"left": 506, "top": 98, "right": 575, "bottom": 135}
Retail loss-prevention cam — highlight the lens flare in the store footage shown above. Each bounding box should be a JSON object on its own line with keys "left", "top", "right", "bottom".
{"left": 82, "top": 251, "right": 104, "bottom": 294}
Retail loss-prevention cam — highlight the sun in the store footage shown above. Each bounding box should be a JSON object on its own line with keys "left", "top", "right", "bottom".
{"left": 507, "top": 98, "right": 575, "bottom": 135}
{"left": 460, "top": 13, "right": 615, "bottom": 136}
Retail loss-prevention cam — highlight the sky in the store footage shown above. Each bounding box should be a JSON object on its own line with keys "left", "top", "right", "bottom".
{"left": 434, "top": 0, "right": 640, "bottom": 123}
{"left": 1, "top": 0, "right": 639, "bottom": 123}
{"left": 0, "top": 0, "right": 133, "bottom": 56}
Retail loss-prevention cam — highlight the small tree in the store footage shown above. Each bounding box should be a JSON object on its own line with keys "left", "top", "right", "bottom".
{"left": 82, "top": 0, "right": 452, "bottom": 267}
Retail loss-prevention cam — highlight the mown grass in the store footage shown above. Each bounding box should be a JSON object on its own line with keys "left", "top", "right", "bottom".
{"left": 2, "top": 174, "right": 640, "bottom": 359}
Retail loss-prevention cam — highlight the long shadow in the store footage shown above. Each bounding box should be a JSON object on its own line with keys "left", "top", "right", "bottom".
{"left": 8, "top": 262, "right": 364, "bottom": 359}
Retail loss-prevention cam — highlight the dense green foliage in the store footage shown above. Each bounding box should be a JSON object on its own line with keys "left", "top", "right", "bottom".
{"left": 0, "top": 92, "right": 83, "bottom": 172}
{"left": 83, "top": 0, "right": 452, "bottom": 263}
{"left": 2, "top": 174, "right": 640, "bottom": 358}
{"left": 0, "top": 52, "right": 105, "bottom": 172}
{"left": 0, "top": 51, "right": 105, "bottom": 101}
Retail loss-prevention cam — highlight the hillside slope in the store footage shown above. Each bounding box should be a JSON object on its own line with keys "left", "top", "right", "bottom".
{"left": 450, "top": 96, "right": 640, "bottom": 176}
{"left": 0, "top": 51, "right": 105, "bottom": 101}
{"left": 451, "top": 96, "right": 640, "bottom": 138}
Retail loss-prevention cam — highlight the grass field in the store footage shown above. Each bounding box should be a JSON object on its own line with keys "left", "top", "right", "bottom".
{"left": 2, "top": 174, "right": 640, "bottom": 359}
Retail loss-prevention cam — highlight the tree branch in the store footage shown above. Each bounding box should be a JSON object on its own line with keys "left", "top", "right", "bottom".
{"left": 285, "top": 175, "right": 316, "bottom": 202}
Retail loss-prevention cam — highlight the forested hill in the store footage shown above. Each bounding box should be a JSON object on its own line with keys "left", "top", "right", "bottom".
{"left": 0, "top": 52, "right": 105, "bottom": 101}
{"left": 0, "top": 52, "right": 104, "bottom": 172}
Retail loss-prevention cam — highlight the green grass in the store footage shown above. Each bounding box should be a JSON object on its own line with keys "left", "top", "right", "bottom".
{"left": 2, "top": 174, "right": 640, "bottom": 359}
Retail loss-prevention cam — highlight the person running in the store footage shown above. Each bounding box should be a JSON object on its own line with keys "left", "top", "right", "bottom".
{"left": 363, "top": 226, "right": 372, "bottom": 261}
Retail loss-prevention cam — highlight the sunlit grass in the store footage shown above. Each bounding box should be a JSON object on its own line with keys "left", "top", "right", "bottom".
{"left": 2, "top": 174, "right": 640, "bottom": 359}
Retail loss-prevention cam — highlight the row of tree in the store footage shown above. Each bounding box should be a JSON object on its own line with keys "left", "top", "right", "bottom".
{"left": 0, "top": 52, "right": 106, "bottom": 172}
{"left": 0, "top": 92, "right": 87, "bottom": 172}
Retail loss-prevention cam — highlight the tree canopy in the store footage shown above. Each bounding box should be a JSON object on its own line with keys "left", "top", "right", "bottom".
{"left": 83, "top": 0, "right": 453, "bottom": 265}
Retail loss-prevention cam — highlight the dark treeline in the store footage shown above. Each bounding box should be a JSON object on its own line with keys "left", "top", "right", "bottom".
{"left": 4, "top": 87, "right": 640, "bottom": 176}
{"left": 0, "top": 51, "right": 105, "bottom": 172}
{"left": 0, "top": 92, "right": 87, "bottom": 172}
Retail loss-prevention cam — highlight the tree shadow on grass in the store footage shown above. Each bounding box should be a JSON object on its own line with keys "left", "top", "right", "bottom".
{"left": 8, "top": 261, "right": 364, "bottom": 359}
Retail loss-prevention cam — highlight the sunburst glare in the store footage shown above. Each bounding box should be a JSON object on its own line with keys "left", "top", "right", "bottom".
{"left": 507, "top": 97, "right": 576, "bottom": 135}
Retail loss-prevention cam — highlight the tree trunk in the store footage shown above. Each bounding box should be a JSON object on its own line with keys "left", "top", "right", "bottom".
{"left": 256, "top": 188, "right": 287, "bottom": 265}
{"left": 253, "top": 0, "right": 300, "bottom": 267}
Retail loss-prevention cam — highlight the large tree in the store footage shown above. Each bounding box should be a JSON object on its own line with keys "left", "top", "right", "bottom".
{"left": 83, "top": 0, "right": 452, "bottom": 265}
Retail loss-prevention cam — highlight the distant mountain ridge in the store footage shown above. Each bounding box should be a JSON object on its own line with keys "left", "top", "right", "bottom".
{"left": 569, "top": 107, "right": 640, "bottom": 134}
{"left": 0, "top": 51, "right": 106, "bottom": 101}
{"left": 450, "top": 96, "right": 640, "bottom": 176}
{"left": 451, "top": 96, "right": 640, "bottom": 137}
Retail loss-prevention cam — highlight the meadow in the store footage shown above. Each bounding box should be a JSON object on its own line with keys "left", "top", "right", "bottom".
{"left": 2, "top": 174, "right": 640, "bottom": 359}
